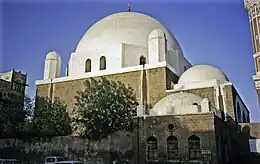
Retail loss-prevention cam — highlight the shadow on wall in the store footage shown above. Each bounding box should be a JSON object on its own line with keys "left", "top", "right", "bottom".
{"left": 236, "top": 124, "right": 260, "bottom": 164}
{"left": 135, "top": 113, "right": 223, "bottom": 164}
{"left": 134, "top": 111, "right": 260, "bottom": 164}
{"left": 0, "top": 133, "right": 134, "bottom": 164}
{"left": 0, "top": 115, "right": 258, "bottom": 164}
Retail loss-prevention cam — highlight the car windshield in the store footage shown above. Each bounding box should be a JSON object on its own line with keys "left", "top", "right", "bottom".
{"left": 46, "top": 158, "right": 55, "bottom": 163}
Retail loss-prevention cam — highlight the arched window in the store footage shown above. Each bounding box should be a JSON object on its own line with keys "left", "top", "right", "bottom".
{"left": 100, "top": 56, "right": 106, "bottom": 70}
{"left": 188, "top": 135, "right": 201, "bottom": 160}
{"left": 66, "top": 64, "right": 69, "bottom": 76}
{"left": 85, "top": 59, "right": 91, "bottom": 73}
{"left": 167, "top": 136, "right": 179, "bottom": 161}
{"left": 147, "top": 136, "right": 158, "bottom": 161}
{"left": 140, "top": 56, "right": 146, "bottom": 65}
{"left": 243, "top": 113, "right": 247, "bottom": 123}
{"left": 237, "top": 102, "right": 241, "bottom": 122}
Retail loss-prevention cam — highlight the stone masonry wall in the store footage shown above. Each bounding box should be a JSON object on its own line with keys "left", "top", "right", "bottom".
{"left": 166, "top": 87, "right": 216, "bottom": 107}
{"left": 0, "top": 131, "right": 133, "bottom": 164}
{"left": 135, "top": 113, "right": 217, "bottom": 164}
{"left": 36, "top": 67, "right": 175, "bottom": 114}
{"left": 225, "top": 85, "right": 236, "bottom": 120}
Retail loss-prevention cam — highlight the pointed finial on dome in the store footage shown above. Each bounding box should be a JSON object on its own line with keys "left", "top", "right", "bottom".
{"left": 128, "top": 3, "right": 131, "bottom": 12}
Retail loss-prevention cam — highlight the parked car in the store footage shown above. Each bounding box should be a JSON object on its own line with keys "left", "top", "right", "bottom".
{"left": 0, "top": 159, "right": 21, "bottom": 164}
{"left": 188, "top": 160, "right": 204, "bottom": 164}
{"left": 45, "top": 156, "right": 65, "bottom": 164}
{"left": 54, "top": 161, "right": 84, "bottom": 164}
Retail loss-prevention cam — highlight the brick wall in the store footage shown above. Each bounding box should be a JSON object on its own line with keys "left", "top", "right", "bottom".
{"left": 0, "top": 131, "right": 133, "bottom": 164}
{"left": 166, "top": 87, "right": 216, "bottom": 107}
{"left": 134, "top": 113, "right": 218, "bottom": 164}
{"left": 36, "top": 67, "right": 178, "bottom": 113}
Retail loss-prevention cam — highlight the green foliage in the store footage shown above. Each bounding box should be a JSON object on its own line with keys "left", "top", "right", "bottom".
{"left": 0, "top": 94, "right": 30, "bottom": 138}
{"left": 73, "top": 77, "right": 138, "bottom": 141}
{"left": 32, "top": 97, "right": 72, "bottom": 137}
{"left": 0, "top": 93, "right": 72, "bottom": 139}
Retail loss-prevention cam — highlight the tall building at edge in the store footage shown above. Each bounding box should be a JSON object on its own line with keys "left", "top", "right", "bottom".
{"left": 35, "top": 8, "right": 260, "bottom": 164}
{"left": 244, "top": 0, "right": 260, "bottom": 105}
{"left": 0, "top": 69, "right": 27, "bottom": 110}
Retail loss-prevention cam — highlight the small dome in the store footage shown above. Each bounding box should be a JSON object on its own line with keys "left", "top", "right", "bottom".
{"left": 149, "top": 29, "right": 165, "bottom": 39}
{"left": 45, "top": 51, "right": 61, "bottom": 60}
{"left": 151, "top": 92, "right": 203, "bottom": 115}
{"left": 178, "top": 65, "right": 228, "bottom": 84}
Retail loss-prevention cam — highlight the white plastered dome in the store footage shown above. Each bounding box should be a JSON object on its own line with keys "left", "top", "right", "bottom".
{"left": 151, "top": 92, "right": 204, "bottom": 116}
{"left": 76, "top": 12, "right": 182, "bottom": 53}
{"left": 178, "top": 65, "right": 228, "bottom": 84}
{"left": 68, "top": 11, "right": 188, "bottom": 77}
{"left": 45, "top": 51, "right": 61, "bottom": 61}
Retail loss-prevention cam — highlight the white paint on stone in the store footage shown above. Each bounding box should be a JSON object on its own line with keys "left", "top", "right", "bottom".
{"left": 148, "top": 29, "right": 166, "bottom": 64}
{"left": 40, "top": 12, "right": 191, "bottom": 81}
{"left": 178, "top": 65, "right": 229, "bottom": 85}
{"left": 36, "top": 61, "right": 168, "bottom": 85}
{"left": 150, "top": 92, "right": 212, "bottom": 116}
{"left": 249, "top": 139, "right": 260, "bottom": 152}
{"left": 43, "top": 51, "right": 61, "bottom": 80}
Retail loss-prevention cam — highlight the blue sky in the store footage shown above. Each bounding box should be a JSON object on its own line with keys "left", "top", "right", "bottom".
{"left": 2, "top": 0, "right": 260, "bottom": 121}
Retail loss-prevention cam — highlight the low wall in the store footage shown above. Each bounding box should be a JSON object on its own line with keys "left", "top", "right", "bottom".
{"left": 0, "top": 132, "right": 134, "bottom": 164}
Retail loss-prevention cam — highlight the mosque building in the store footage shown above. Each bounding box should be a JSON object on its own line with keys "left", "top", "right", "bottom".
{"left": 35, "top": 3, "right": 260, "bottom": 164}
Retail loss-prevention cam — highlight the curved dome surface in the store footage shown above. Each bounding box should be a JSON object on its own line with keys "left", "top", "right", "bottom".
{"left": 46, "top": 51, "right": 61, "bottom": 60}
{"left": 76, "top": 12, "right": 182, "bottom": 54}
{"left": 178, "top": 65, "right": 228, "bottom": 84}
{"left": 151, "top": 92, "right": 203, "bottom": 115}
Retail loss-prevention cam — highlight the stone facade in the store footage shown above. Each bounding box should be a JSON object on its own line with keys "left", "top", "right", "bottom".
{"left": 0, "top": 131, "right": 133, "bottom": 164}
{"left": 36, "top": 67, "right": 178, "bottom": 114}
{"left": 0, "top": 69, "right": 27, "bottom": 110}
{"left": 134, "top": 113, "right": 222, "bottom": 164}
{"left": 165, "top": 85, "right": 246, "bottom": 124}
{"left": 167, "top": 87, "right": 216, "bottom": 107}
{"left": 133, "top": 112, "right": 250, "bottom": 164}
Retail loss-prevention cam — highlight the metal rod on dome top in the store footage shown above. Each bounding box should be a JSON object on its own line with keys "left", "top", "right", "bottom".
{"left": 128, "top": 3, "right": 131, "bottom": 12}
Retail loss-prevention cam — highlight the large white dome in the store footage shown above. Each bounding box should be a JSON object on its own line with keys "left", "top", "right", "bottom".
{"left": 76, "top": 12, "right": 182, "bottom": 54}
{"left": 178, "top": 65, "right": 228, "bottom": 84}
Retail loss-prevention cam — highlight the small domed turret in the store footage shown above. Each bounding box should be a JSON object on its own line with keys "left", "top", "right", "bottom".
{"left": 148, "top": 29, "right": 167, "bottom": 64}
{"left": 44, "top": 51, "right": 62, "bottom": 80}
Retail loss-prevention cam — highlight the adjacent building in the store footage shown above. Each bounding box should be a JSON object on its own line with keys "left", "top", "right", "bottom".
{"left": 244, "top": 0, "right": 260, "bottom": 105}
{"left": 0, "top": 69, "right": 27, "bottom": 110}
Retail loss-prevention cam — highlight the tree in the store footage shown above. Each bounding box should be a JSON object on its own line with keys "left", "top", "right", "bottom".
{"left": 0, "top": 94, "right": 30, "bottom": 138}
{"left": 73, "top": 77, "right": 138, "bottom": 141}
{"left": 32, "top": 97, "right": 72, "bottom": 137}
